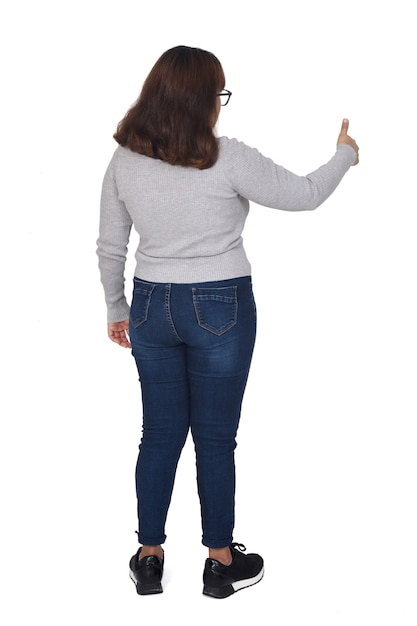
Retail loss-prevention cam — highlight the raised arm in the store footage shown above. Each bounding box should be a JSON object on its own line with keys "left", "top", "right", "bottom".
{"left": 225, "top": 119, "right": 359, "bottom": 212}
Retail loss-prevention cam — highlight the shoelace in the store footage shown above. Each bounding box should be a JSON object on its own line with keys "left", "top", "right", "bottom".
{"left": 231, "top": 542, "right": 246, "bottom": 553}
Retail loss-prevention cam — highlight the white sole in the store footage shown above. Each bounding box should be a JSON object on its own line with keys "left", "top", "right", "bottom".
{"left": 232, "top": 566, "right": 264, "bottom": 592}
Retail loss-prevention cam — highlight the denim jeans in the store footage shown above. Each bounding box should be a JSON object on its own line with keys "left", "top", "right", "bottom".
{"left": 129, "top": 276, "right": 256, "bottom": 548}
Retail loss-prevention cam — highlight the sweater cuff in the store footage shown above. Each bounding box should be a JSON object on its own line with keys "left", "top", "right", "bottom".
{"left": 336, "top": 142, "right": 357, "bottom": 165}
{"left": 107, "top": 300, "right": 131, "bottom": 324}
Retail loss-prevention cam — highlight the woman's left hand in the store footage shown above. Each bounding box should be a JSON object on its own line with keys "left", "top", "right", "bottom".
{"left": 107, "top": 320, "right": 131, "bottom": 348}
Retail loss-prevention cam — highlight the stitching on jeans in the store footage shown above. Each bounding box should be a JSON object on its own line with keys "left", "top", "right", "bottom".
{"left": 165, "top": 284, "right": 183, "bottom": 342}
{"left": 192, "top": 285, "right": 238, "bottom": 335}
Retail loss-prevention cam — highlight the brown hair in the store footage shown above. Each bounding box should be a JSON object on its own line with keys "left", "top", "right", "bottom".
{"left": 113, "top": 46, "right": 225, "bottom": 169}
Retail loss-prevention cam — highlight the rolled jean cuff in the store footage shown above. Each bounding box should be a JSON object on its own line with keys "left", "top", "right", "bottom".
{"left": 138, "top": 532, "right": 167, "bottom": 545}
{"left": 202, "top": 536, "right": 234, "bottom": 549}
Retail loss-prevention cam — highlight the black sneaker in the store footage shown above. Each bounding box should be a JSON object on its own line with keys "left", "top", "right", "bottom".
{"left": 129, "top": 548, "right": 164, "bottom": 595}
{"left": 203, "top": 543, "right": 264, "bottom": 598}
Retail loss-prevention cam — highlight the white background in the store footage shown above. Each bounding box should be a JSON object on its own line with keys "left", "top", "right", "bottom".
{"left": 1, "top": 1, "right": 416, "bottom": 624}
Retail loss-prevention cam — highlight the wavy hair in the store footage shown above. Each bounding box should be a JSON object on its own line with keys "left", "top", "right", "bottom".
{"left": 113, "top": 46, "right": 225, "bottom": 169}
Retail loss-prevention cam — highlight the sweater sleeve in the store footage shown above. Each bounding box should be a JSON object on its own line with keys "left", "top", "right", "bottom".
{"left": 96, "top": 151, "right": 133, "bottom": 323}
{"left": 224, "top": 139, "right": 356, "bottom": 211}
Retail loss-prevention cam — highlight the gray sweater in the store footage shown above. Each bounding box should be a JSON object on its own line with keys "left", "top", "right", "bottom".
{"left": 97, "top": 136, "right": 356, "bottom": 322}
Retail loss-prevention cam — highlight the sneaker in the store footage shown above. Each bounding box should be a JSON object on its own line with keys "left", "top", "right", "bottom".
{"left": 203, "top": 542, "right": 264, "bottom": 598}
{"left": 129, "top": 548, "right": 164, "bottom": 595}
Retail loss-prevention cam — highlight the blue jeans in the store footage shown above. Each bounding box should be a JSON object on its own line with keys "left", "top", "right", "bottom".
{"left": 129, "top": 276, "right": 256, "bottom": 548}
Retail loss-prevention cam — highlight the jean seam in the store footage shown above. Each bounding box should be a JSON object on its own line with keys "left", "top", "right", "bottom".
{"left": 130, "top": 283, "right": 155, "bottom": 328}
{"left": 164, "top": 283, "right": 183, "bottom": 342}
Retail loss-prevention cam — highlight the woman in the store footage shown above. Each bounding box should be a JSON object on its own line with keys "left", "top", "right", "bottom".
{"left": 97, "top": 45, "right": 359, "bottom": 599}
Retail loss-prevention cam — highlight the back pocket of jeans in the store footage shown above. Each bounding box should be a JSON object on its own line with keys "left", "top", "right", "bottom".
{"left": 192, "top": 285, "right": 237, "bottom": 335}
{"left": 130, "top": 279, "right": 155, "bottom": 328}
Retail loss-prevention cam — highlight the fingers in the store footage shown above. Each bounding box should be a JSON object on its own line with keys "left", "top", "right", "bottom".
{"left": 108, "top": 321, "right": 132, "bottom": 348}
{"left": 337, "top": 118, "right": 359, "bottom": 164}
{"left": 340, "top": 118, "right": 349, "bottom": 136}
{"left": 108, "top": 330, "right": 130, "bottom": 347}
{"left": 111, "top": 332, "right": 131, "bottom": 348}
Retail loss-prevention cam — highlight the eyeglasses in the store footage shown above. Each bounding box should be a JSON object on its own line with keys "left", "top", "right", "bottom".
{"left": 217, "top": 89, "right": 232, "bottom": 106}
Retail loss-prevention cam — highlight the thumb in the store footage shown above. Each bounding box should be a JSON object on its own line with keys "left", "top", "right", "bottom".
{"left": 340, "top": 118, "right": 349, "bottom": 136}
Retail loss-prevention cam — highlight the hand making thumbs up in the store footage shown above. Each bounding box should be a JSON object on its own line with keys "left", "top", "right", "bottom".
{"left": 337, "top": 118, "right": 359, "bottom": 165}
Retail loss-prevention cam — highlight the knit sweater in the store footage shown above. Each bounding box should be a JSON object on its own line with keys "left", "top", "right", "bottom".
{"left": 97, "top": 137, "right": 356, "bottom": 322}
